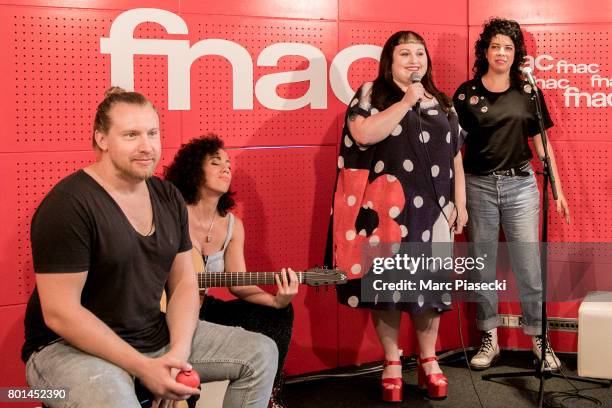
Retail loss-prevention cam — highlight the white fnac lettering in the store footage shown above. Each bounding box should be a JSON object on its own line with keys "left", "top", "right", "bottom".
{"left": 523, "top": 55, "right": 600, "bottom": 74}
{"left": 100, "top": 8, "right": 381, "bottom": 110}
{"left": 101, "top": 10, "right": 608, "bottom": 110}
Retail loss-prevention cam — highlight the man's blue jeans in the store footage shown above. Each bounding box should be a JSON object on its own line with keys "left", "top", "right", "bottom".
{"left": 26, "top": 320, "right": 278, "bottom": 407}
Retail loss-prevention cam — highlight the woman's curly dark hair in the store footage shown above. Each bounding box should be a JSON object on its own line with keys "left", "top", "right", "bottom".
{"left": 473, "top": 18, "right": 527, "bottom": 86}
{"left": 164, "top": 134, "right": 235, "bottom": 216}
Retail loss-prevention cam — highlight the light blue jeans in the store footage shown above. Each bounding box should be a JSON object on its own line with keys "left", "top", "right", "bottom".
{"left": 25, "top": 320, "right": 278, "bottom": 408}
{"left": 466, "top": 164, "right": 544, "bottom": 335}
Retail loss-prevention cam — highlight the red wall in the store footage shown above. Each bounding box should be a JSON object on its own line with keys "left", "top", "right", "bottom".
{"left": 0, "top": 1, "right": 610, "bottom": 403}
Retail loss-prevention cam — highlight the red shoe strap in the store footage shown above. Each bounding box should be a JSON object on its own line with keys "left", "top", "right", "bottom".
{"left": 419, "top": 356, "right": 438, "bottom": 364}
{"left": 383, "top": 360, "right": 402, "bottom": 367}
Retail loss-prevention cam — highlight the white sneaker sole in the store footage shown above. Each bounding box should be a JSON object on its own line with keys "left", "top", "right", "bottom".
{"left": 469, "top": 352, "right": 501, "bottom": 370}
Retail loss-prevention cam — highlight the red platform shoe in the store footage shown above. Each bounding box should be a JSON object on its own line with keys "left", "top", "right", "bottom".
{"left": 382, "top": 360, "right": 403, "bottom": 402}
{"left": 418, "top": 356, "right": 448, "bottom": 399}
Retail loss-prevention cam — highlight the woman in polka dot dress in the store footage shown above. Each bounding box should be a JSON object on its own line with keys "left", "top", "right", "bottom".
{"left": 327, "top": 31, "right": 467, "bottom": 401}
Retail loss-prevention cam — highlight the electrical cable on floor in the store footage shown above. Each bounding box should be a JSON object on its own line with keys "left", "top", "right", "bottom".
{"left": 540, "top": 363, "right": 604, "bottom": 407}
{"left": 457, "top": 300, "right": 486, "bottom": 408}
{"left": 543, "top": 390, "right": 603, "bottom": 408}
{"left": 285, "top": 365, "right": 394, "bottom": 384}
{"left": 285, "top": 356, "right": 418, "bottom": 385}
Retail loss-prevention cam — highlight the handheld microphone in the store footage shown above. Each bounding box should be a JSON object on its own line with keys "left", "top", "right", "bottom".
{"left": 410, "top": 72, "right": 423, "bottom": 109}
{"left": 521, "top": 67, "right": 539, "bottom": 92}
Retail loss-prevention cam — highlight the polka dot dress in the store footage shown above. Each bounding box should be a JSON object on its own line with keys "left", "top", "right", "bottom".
{"left": 328, "top": 82, "right": 463, "bottom": 314}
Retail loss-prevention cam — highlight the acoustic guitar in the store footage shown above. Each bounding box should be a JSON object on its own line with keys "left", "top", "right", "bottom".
{"left": 151, "top": 250, "right": 347, "bottom": 407}
{"left": 192, "top": 247, "right": 347, "bottom": 289}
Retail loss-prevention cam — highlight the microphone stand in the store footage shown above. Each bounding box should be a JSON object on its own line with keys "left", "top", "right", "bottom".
{"left": 481, "top": 84, "right": 610, "bottom": 406}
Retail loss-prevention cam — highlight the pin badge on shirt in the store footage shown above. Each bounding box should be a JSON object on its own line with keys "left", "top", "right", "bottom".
{"left": 458, "top": 93, "right": 465, "bottom": 101}
{"left": 481, "top": 106, "right": 488, "bottom": 113}
{"left": 524, "top": 84, "right": 532, "bottom": 94}
{"left": 469, "top": 96, "right": 479, "bottom": 105}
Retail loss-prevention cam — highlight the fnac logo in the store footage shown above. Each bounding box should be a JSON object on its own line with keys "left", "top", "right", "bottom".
{"left": 100, "top": 8, "right": 381, "bottom": 111}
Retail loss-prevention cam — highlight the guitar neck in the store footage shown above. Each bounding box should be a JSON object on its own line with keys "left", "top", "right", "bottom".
{"left": 198, "top": 271, "right": 304, "bottom": 288}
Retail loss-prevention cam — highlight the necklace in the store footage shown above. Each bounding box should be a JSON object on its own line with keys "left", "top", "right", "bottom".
{"left": 192, "top": 198, "right": 219, "bottom": 244}
{"left": 205, "top": 211, "right": 215, "bottom": 242}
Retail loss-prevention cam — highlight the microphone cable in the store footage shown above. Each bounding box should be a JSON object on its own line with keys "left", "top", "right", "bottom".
{"left": 415, "top": 103, "right": 486, "bottom": 408}
{"left": 414, "top": 104, "right": 452, "bottom": 235}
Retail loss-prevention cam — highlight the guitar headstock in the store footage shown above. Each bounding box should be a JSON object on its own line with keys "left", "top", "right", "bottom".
{"left": 303, "top": 267, "right": 348, "bottom": 286}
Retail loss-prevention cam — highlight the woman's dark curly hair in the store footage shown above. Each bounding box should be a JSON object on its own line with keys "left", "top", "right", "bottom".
{"left": 164, "top": 134, "right": 235, "bottom": 216}
{"left": 371, "top": 31, "right": 452, "bottom": 113}
{"left": 473, "top": 18, "right": 527, "bottom": 86}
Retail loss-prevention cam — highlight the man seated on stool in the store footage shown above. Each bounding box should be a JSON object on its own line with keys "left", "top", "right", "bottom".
{"left": 21, "top": 87, "right": 278, "bottom": 408}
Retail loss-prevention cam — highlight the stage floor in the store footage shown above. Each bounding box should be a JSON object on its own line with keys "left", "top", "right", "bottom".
{"left": 284, "top": 351, "right": 612, "bottom": 408}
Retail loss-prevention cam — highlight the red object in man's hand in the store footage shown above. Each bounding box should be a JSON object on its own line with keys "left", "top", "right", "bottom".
{"left": 176, "top": 370, "right": 200, "bottom": 388}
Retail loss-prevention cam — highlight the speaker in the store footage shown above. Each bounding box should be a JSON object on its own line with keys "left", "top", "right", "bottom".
{"left": 578, "top": 291, "right": 612, "bottom": 379}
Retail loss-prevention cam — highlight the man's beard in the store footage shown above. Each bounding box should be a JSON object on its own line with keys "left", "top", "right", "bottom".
{"left": 111, "top": 156, "right": 159, "bottom": 181}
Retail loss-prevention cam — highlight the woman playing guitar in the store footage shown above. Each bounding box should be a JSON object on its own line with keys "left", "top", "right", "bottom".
{"left": 165, "top": 135, "right": 298, "bottom": 408}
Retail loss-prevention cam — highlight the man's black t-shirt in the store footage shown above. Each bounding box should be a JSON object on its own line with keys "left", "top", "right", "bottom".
{"left": 22, "top": 170, "right": 192, "bottom": 362}
{"left": 453, "top": 78, "right": 554, "bottom": 175}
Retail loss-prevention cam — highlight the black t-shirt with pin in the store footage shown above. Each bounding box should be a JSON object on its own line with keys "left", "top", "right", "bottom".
{"left": 22, "top": 170, "right": 192, "bottom": 362}
{"left": 453, "top": 78, "right": 553, "bottom": 175}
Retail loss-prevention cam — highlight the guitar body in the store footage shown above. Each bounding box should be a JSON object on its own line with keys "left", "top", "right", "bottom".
{"left": 162, "top": 248, "right": 208, "bottom": 311}
{"left": 192, "top": 247, "right": 206, "bottom": 274}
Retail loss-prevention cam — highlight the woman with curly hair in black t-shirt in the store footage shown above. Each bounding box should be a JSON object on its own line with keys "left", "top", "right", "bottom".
{"left": 453, "top": 18, "right": 570, "bottom": 372}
